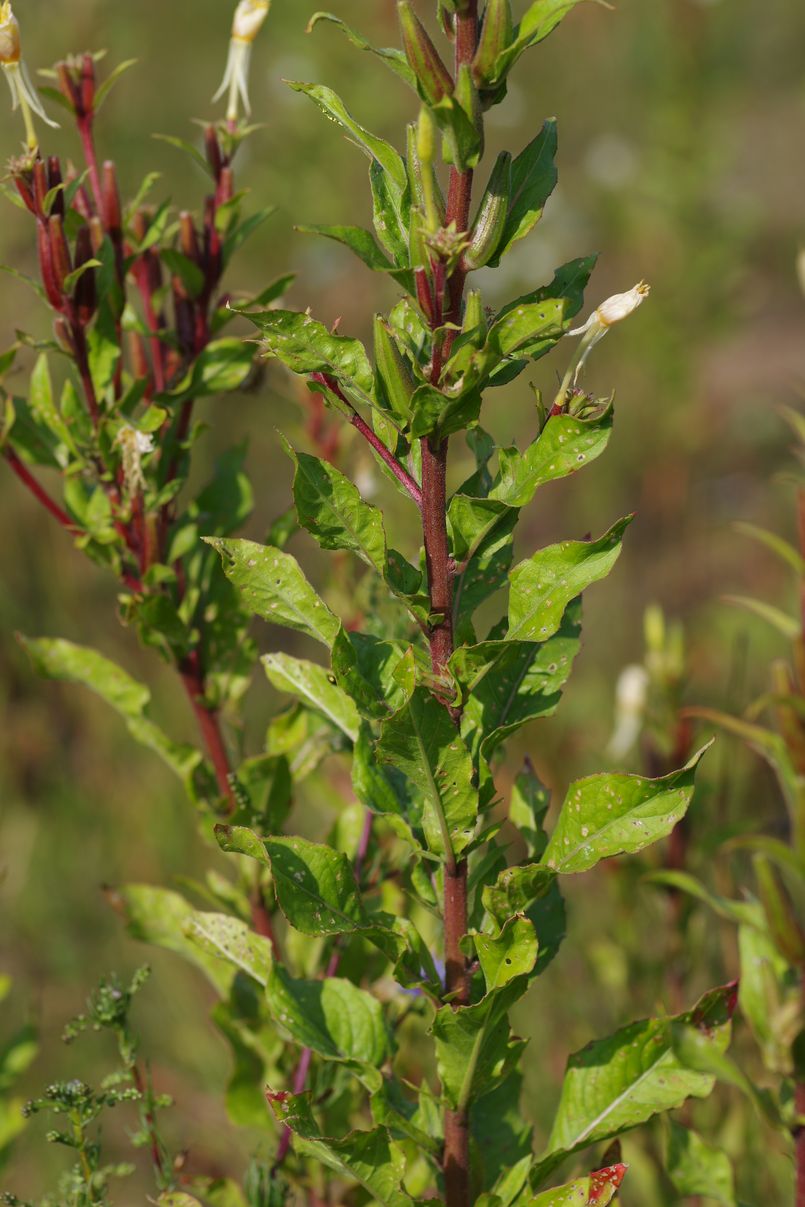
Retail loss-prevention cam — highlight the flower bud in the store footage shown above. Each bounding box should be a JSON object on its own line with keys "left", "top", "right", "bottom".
{"left": 571, "top": 282, "right": 651, "bottom": 334}
{"left": 472, "top": 0, "right": 513, "bottom": 88}
{"left": 465, "top": 150, "right": 511, "bottom": 269}
{"left": 101, "top": 161, "right": 122, "bottom": 236}
{"left": 80, "top": 52, "right": 95, "bottom": 116}
{"left": 179, "top": 212, "right": 201, "bottom": 264}
{"left": 398, "top": 1, "right": 454, "bottom": 106}
{"left": 0, "top": 3, "right": 20, "bottom": 65}
{"left": 204, "top": 125, "right": 223, "bottom": 180}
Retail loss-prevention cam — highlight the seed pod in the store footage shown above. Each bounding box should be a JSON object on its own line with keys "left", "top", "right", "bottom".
{"left": 179, "top": 211, "right": 201, "bottom": 265}
{"left": 48, "top": 214, "right": 71, "bottom": 295}
{"left": 47, "top": 156, "right": 64, "bottom": 218}
{"left": 31, "top": 158, "right": 47, "bottom": 216}
{"left": 754, "top": 855, "right": 805, "bottom": 967}
{"left": 465, "top": 150, "right": 511, "bottom": 270}
{"left": 406, "top": 122, "right": 445, "bottom": 224}
{"left": 374, "top": 315, "right": 415, "bottom": 420}
{"left": 37, "top": 221, "right": 62, "bottom": 309}
{"left": 73, "top": 226, "right": 97, "bottom": 324}
{"left": 398, "top": 1, "right": 454, "bottom": 106}
{"left": 204, "top": 125, "right": 223, "bottom": 180}
{"left": 461, "top": 289, "right": 488, "bottom": 345}
{"left": 454, "top": 63, "right": 484, "bottom": 162}
{"left": 472, "top": 0, "right": 513, "bottom": 88}
{"left": 80, "top": 52, "right": 95, "bottom": 117}
{"left": 101, "top": 161, "right": 122, "bottom": 237}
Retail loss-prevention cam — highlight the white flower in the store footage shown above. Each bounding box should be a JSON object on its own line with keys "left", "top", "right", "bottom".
{"left": 569, "top": 281, "right": 651, "bottom": 337}
{"left": 213, "top": 0, "right": 271, "bottom": 123}
{"left": 115, "top": 425, "right": 155, "bottom": 496}
{"left": 0, "top": 2, "right": 58, "bottom": 149}
{"left": 606, "top": 664, "right": 650, "bottom": 760}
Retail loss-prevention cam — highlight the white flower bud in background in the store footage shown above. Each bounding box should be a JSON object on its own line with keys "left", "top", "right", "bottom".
{"left": 214, "top": 0, "right": 271, "bottom": 123}
{"left": 606, "top": 664, "right": 650, "bottom": 760}
{"left": 0, "top": 2, "right": 58, "bottom": 150}
{"left": 115, "top": 426, "right": 155, "bottom": 497}
{"left": 797, "top": 249, "right": 805, "bottom": 300}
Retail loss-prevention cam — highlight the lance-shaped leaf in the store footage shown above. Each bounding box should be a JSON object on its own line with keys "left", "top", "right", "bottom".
{"left": 266, "top": 964, "right": 389, "bottom": 1067}
{"left": 184, "top": 911, "right": 274, "bottom": 987}
{"left": 490, "top": 408, "right": 613, "bottom": 509}
{"left": 307, "top": 12, "right": 416, "bottom": 87}
{"left": 287, "top": 82, "right": 408, "bottom": 196}
{"left": 432, "top": 975, "right": 530, "bottom": 1111}
{"left": 19, "top": 637, "right": 205, "bottom": 789}
{"left": 453, "top": 601, "right": 582, "bottom": 760}
{"left": 488, "top": 120, "right": 558, "bottom": 265}
{"left": 332, "top": 629, "right": 416, "bottom": 720}
{"left": 449, "top": 495, "right": 519, "bottom": 631}
{"left": 472, "top": 1073, "right": 533, "bottom": 1193}
{"left": 666, "top": 1122, "right": 736, "bottom": 1207}
{"left": 491, "top": 0, "right": 599, "bottom": 83}
{"left": 267, "top": 1091, "right": 414, "bottom": 1207}
{"left": 216, "top": 827, "right": 367, "bottom": 937}
{"left": 506, "top": 518, "right": 630, "bottom": 643}
{"left": 285, "top": 444, "right": 386, "bottom": 572}
{"left": 535, "top": 983, "right": 737, "bottom": 1180}
{"left": 208, "top": 538, "right": 340, "bottom": 648}
{"left": 482, "top": 864, "right": 556, "bottom": 930}
{"left": 738, "top": 920, "right": 800, "bottom": 1074}
{"left": 296, "top": 223, "right": 413, "bottom": 291}
{"left": 376, "top": 688, "right": 479, "bottom": 859}
{"left": 542, "top": 744, "right": 711, "bottom": 874}
{"left": 263, "top": 652, "right": 360, "bottom": 741}
{"left": 112, "top": 885, "right": 234, "bottom": 994}
{"left": 247, "top": 309, "right": 374, "bottom": 396}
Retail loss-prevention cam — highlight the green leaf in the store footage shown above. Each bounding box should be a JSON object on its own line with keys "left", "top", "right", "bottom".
{"left": 115, "top": 885, "right": 234, "bottom": 994}
{"left": 506, "top": 518, "right": 630, "bottom": 643}
{"left": 491, "top": 119, "right": 558, "bottom": 263}
{"left": 509, "top": 763, "right": 550, "bottom": 859}
{"left": 208, "top": 538, "right": 339, "bottom": 648}
{"left": 724, "top": 594, "right": 800, "bottom": 641}
{"left": 296, "top": 224, "right": 412, "bottom": 290}
{"left": 471, "top": 1073, "right": 533, "bottom": 1193}
{"left": 377, "top": 687, "right": 479, "bottom": 859}
{"left": 158, "top": 1195, "right": 205, "bottom": 1207}
{"left": 332, "top": 630, "right": 415, "bottom": 720}
{"left": 216, "top": 828, "right": 367, "bottom": 937}
{"left": 666, "top": 1122, "right": 736, "bottom": 1206}
{"left": 482, "top": 863, "right": 556, "bottom": 931}
{"left": 491, "top": 1, "right": 602, "bottom": 83}
{"left": 19, "top": 637, "right": 204, "bottom": 789}
{"left": 449, "top": 496, "right": 519, "bottom": 630}
{"left": 490, "top": 408, "right": 613, "bottom": 508}
{"left": 247, "top": 308, "right": 374, "bottom": 396}
{"left": 307, "top": 13, "right": 416, "bottom": 87}
{"left": 432, "top": 975, "right": 529, "bottom": 1110}
{"left": 453, "top": 602, "right": 582, "bottom": 761}
{"left": 94, "top": 58, "right": 138, "bottom": 110}
{"left": 529, "top": 1164, "right": 627, "bottom": 1205}
{"left": 266, "top": 964, "right": 389, "bottom": 1066}
{"left": 152, "top": 132, "right": 212, "bottom": 178}
{"left": 542, "top": 744, "right": 711, "bottom": 874}
{"left": 28, "top": 353, "right": 75, "bottom": 453}
{"left": 536, "top": 983, "right": 736, "bottom": 1178}
{"left": 267, "top": 1092, "right": 413, "bottom": 1207}
{"left": 162, "top": 248, "right": 205, "bottom": 298}
{"left": 286, "top": 444, "right": 386, "bottom": 573}
{"left": 474, "top": 915, "right": 539, "bottom": 992}
{"left": 185, "top": 911, "right": 274, "bottom": 987}
{"left": 263, "top": 652, "right": 360, "bottom": 740}
{"left": 734, "top": 521, "right": 805, "bottom": 575}
{"left": 739, "top": 921, "right": 799, "bottom": 1073}
{"left": 170, "top": 338, "right": 254, "bottom": 402}
{"left": 288, "top": 82, "right": 408, "bottom": 195}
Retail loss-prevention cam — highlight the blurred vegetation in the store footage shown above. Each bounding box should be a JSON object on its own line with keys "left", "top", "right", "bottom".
{"left": 2, "top": 0, "right": 805, "bottom": 1202}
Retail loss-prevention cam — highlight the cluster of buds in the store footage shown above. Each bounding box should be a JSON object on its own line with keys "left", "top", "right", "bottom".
{"left": 213, "top": 0, "right": 271, "bottom": 123}
{"left": 0, "top": 1, "right": 57, "bottom": 149}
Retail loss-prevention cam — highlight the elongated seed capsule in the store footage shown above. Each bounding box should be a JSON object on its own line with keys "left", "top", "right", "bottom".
{"left": 101, "top": 160, "right": 122, "bottom": 237}
{"left": 398, "top": 0, "right": 454, "bottom": 105}
{"left": 465, "top": 150, "right": 511, "bottom": 270}
{"left": 374, "top": 315, "right": 415, "bottom": 420}
{"left": 73, "top": 226, "right": 97, "bottom": 323}
{"left": 47, "top": 156, "right": 64, "bottom": 218}
{"left": 454, "top": 63, "right": 483, "bottom": 162}
{"left": 461, "top": 289, "right": 487, "bottom": 344}
{"left": 406, "top": 122, "right": 445, "bottom": 225}
{"left": 472, "top": 0, "right": 513, "bottom": 88}
{"left": 48, "top": 214, "right": 72, "bottom": 295}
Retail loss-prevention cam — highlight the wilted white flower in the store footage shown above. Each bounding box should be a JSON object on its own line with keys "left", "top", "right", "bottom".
{"left": 553, "top": 281, "right": 650, "bottom": 410}
{"left": 569, "top": 281, "right": 651, "bottom": 337}
{"left": 213, "top": 0, "right": 271, "bottom": 123}
{"left": 606, "top": 664, "right": 650, "bottom": 760}
{"left": 115, "top": 425, "right": 155, "bottom": 496}
{"left": 0, "top": 2, "right": 58, "bottom": 150}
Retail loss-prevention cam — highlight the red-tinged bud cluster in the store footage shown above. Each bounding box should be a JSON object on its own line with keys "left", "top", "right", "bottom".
{"left": 56, "top": 52, "right": 96, "bottom": 120}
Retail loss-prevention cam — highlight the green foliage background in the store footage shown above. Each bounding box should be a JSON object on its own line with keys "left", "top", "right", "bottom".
{"left": 1, "top": 0, "right": 804, "bottom": 1201}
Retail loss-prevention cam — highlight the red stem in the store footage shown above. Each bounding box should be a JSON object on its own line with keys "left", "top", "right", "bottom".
{"left": 179, "top": 654, "right": 236, "bottom": 812}
{"left": 427, "top": 8, "right": 478, "bottom": 1206}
